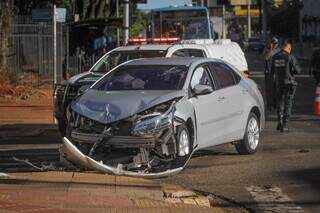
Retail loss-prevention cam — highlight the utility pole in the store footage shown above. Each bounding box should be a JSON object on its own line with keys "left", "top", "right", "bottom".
{"left": 222, "top": 5, "right": 226, "bottom": 39}
{"left": 298, "top": 0, "right": 304, "bottom": 56}
{"left": 53, "top": 4, "right": 57, "bottom": 85}
{"left": 116, "top": 0, "right": 120, "bottom": 47}
{"left": 247, "top": 0, "right": 251, "bottom": 39}
{"left": 123, "top": 0, "right": 129, "bottom": 45}
{"left": 262, "top": 0, "right": 267, "bottom": 41}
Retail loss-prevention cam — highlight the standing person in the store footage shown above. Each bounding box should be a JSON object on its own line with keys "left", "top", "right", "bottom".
{"left": 310, "top": 47, "right": 320, "bottom": 84}
{"left": 271, "top": 40, "right": 301, "bottom": 132}
{"left": 263, "top": 37, "right": 280, "bottom": 111}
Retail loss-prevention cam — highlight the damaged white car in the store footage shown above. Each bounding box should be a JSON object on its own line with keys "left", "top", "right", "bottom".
{"left": 62, "top": 58, "right": 265, "bottom": 178}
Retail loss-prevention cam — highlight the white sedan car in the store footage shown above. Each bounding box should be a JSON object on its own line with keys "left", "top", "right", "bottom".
{"left": 62, "top": 58, "right": 265, "bottom": 178}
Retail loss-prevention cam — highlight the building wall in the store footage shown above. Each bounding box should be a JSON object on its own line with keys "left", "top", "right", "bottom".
{"left": 302, "top": 0, "right": 320, "bottom": 39}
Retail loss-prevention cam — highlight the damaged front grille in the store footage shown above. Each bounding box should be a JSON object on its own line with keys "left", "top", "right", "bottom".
{"left": 66, "top": 99, "right": 188, "bottom": 174}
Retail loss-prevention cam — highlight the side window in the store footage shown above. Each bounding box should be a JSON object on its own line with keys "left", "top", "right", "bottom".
{"left": 209, "top": 63, "right": 236, "bottom": 89}
{"left": 219, "top": 63, "right": 241, "bottom": 84}
{"left": 172, "top": 49, "right": 206, "bottom": 58}
{"left": 190, "top": 66, "right": 213, "bottom": 89}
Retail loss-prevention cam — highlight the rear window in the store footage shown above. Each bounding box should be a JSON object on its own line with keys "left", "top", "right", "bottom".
{"left": 172, "top": 49, "right": 206, "bottom": 58}
{"left": 209, "top": 63, "right": 238, "bottom": 89}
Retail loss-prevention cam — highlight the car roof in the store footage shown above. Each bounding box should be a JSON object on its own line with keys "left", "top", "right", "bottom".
{"left": 115, "top": 45, "right": 171, "bottom": 51}
{"left": 123, "top": 57, "right": 219, "bottom": 67}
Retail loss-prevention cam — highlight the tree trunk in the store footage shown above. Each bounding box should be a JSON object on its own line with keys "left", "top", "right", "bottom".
{"left": 0, "top": 0, "right": 13, "bottom": 72}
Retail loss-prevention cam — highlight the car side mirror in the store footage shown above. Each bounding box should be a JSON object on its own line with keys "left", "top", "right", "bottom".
{"left": 192, "top": 84, "right": 213, "bottom": 96}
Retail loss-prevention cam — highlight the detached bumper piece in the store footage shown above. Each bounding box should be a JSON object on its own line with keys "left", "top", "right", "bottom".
{"left": 71, "top": 131, "right": 155, "bottom": 148}
{"left": 62, "top": 137, "right": 183, "bottom": 178}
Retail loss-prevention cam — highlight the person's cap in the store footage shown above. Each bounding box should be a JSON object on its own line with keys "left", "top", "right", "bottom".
{"left": 271, "top": 37, "right": 279, "bottom": 44}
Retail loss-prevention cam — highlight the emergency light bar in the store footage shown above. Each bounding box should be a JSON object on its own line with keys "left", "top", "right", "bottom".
{"left": 128, "top": 37, "right": 179, "bottom": 44}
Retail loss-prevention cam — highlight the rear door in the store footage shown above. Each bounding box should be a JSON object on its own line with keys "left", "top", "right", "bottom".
{"left": 208, "top": 62, "right": 246, "bottom": 141}
{"left": 168, "top": 48, "right": 207, "bottom": 58}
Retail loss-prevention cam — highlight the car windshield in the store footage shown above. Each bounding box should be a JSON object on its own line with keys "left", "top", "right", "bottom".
{"left": 91, "top": 50, "right": 167, "bottom": 73}
{"left": 93, "top": 65, "right": 188, "bottom": 91}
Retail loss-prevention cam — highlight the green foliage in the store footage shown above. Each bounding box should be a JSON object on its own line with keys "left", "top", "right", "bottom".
{"left": 130, "top": 11, "right": 148, "bottom": 37}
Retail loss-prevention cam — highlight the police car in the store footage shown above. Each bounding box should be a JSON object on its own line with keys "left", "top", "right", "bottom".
{"left": 54, "top": 38, "right": 249, "bottom": 136}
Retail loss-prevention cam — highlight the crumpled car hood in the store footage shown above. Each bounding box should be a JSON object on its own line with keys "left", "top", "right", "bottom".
{"left": 71, "top": 89, "right": 186, "bottom": 124}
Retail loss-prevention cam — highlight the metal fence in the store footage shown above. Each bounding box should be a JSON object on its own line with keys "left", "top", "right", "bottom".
{"left": 8, "top": 16, "right": 66, "bottom": 85}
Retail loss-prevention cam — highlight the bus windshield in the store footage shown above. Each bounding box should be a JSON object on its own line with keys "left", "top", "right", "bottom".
{"left": 151, "top": 8, "right": 211, "bottom": 40}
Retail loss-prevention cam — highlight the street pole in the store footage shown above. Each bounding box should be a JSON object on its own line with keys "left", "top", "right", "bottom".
{"left": 123, "top": 0, "right": 129, "bottom": 45}
{"left": 53, "top": 4, "right": 57, "bottom": 85}
{"left": 222, "top": 5, "right": 226, "bottom": 39}
{"left": 247, "top": 0, "right": 251, "bottom": 39}
{"left": 262, "top": 0, "right": 267, "bottom": 41}
{"left": 116, "top": 0, "right": 120, "bottom": 47}
{"left": 298, "top": 0, "right": 304, "bottom": 56}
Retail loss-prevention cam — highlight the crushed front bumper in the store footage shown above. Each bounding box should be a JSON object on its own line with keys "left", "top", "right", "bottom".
{"left": 62, "top": 137, "right": 185, "bottom": 178}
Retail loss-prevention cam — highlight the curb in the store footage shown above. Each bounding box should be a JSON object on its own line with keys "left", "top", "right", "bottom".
{"left": 0, "top": 172, "right": 224, "bottom": 212}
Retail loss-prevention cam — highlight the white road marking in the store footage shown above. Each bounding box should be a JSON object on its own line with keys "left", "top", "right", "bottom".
{"left": 247, "top": 185, "right": 303, "bottom": 212}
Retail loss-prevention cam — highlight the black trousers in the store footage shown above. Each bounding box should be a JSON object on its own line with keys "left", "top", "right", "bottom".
{"left": 276, "top": 84, "right": 297, "bottom": 125}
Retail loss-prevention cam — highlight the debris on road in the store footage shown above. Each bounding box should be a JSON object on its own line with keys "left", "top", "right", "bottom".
{"left": 247, "top": 185, "right": 303, "bottom": 212}
{"left": 12, "top": 157, "right": 68, "bottom": 172}
{"left": 162, "top": 183, "right": 211, "bottom": 208}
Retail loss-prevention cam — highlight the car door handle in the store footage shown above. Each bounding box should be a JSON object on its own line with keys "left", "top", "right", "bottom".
{"left": 242, "top": 89, "right": 249, "bottom": 94}
{"left": 218, "top": 96, "right": 225, "bottom": 102}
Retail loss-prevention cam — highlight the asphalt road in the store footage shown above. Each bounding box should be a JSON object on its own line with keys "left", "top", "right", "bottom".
{"left": 0, "top": 52, "right": 319, "bottom": 212}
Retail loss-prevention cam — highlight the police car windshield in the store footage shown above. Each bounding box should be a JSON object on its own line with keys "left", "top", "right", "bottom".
{"left": 91, "top": 50, "right": 167, "bottom": 73}
{"left": 93, "top": 65, "right": 188, "bottom": 91}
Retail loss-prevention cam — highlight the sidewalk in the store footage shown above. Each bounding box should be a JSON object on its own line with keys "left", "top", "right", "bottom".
{"left": 0, "top": 102, "right": 53, "bottom": 124}
{"left": 0, "top": 171, "right": 223, "bottom": 213}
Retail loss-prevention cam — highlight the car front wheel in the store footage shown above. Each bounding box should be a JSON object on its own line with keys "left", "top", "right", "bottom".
{"left": 176, "top": 124, "right": 192, "bottom": 157}
{"left": 235, "top": 112, "right": 260, "bottom": 155}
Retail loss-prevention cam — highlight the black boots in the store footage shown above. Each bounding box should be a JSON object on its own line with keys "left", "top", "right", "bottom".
{"left": 276, "top": 120, "right": 289, "bottom": 132}
{"left": 281, "top": 123, "right": 289, "bottom": 132}
{"left": 276, "top": 122, "right": 282, "bottom": 130}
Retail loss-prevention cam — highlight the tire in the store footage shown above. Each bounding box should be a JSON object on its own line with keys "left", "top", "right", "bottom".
{"left": 235, "top": 112, "right": 260, "bottom": 155}
{"left": 57, "top": 117, "right": 67, "bottom": 136}
{"left": 176, "top": 124, "right": 192, "bottom": 157}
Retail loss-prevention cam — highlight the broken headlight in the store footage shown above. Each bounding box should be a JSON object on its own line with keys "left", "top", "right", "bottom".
{"left": 132, "top": 107, "right": 174, "bottom": 136}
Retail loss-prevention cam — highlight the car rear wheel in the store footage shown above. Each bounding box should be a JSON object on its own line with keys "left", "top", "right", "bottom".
{"left": 235, "top": 112, "right": 260, "bottom": 155}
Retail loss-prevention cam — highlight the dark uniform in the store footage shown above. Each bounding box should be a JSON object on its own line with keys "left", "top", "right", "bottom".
{"left": 264, "top": 47, "right": 280, "bottom": 110}
{"left": 271, "top": 50, "right": 301, "bottom": 131}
